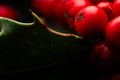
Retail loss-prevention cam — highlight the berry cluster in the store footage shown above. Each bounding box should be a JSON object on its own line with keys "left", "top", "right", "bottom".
{"left": 31, "top": 0, "right": 120, "bottom": 66}
{"left": 2, "top": 0, "right": 120, "bottom": 79}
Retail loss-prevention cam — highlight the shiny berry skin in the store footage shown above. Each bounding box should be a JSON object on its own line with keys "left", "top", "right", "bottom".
{"left": 112, "top": 0, "right": 120, "bottom": 17}
{"left": 75, "top": 6, "right": 108, "bottom": 40}
{"left": 64, "top": 0, "right": 76, "bottom": 13}
{"left": 106, "top": 16, "right": 120, "bottom": 50}
{"left": 0, "top": 4, "right": 18, "bottom": 20}
{"left": 67, "top": 0, "right": 92, "bottom": 17}
{"left": 96, "top": 1, "right": 113, "bottom": 20}
{"left": 65, "top": 0, "right": 92, "bottom": 29}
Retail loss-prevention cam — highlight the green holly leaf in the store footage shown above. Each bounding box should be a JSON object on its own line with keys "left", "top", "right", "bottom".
{"left": 0, "top": 17, "right": 34, "bottom": 39}
{"left": 0, "top": 12, "right": 92, "bottom": 73}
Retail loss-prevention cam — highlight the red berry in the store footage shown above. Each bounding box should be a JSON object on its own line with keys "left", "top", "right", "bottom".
{"left": 65, "top": 0, "right": 92, "bottom": 29}
{"left": 112, "top": 0, "right": 120, "bottom": 17}
{"left": 106, "top": 16, "right": 120, "bottom": 50}
{"left": 53, "top": 0, "right": 66, "bottom": 21}
{"left": 96, "top": 1, "right": 113, "bottom": 20}
{"left": 32, "top": 0, "right": 56, "bottom": 19}
{"left": 0, "top": 4, "right": 18, "bottom": 20}
{"left": 90, "top": 41, "right": 118, "bottom": 63}
{"left": 67, "top": 0, "right": 92, "bottom": 17}
{"left": 75, "top": 6, "right": 108, "bottom": 40}
{"left": 64, "top": 0, "right": 76, "bottom": 13}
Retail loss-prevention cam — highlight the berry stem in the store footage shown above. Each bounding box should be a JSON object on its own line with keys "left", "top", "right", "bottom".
{"left": 31, "top": 11, "right": 83, "bottom": 39}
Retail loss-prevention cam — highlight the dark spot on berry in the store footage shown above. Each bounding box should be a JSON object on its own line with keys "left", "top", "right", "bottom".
{"left": 77, "top": 11, "right": 83, "bottom": 21}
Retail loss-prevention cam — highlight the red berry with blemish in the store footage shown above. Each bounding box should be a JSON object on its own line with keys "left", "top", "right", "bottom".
{"left": 65, "top": 0, "right": 92, "bottom": 29}
{"left": 75, "top": 6, "right": 108, "bottom": 40}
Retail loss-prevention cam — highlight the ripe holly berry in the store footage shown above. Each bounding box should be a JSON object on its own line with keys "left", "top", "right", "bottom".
{"left": 32, "top": 0, "right": 56, "bottom": 19}
{"left": 75, "top": 6, "right": 108, "bottom": 40}
{"left": 90, "top": 41, "right": 117, "bottom": 63}
{"left": 90, "top": 41, "right": 118, "bottom": 73}
{"left": 67, "top": 0, "right": 92, "bottom": 17}
{"left": 64, "top": 0, "right": 76, "bottom": 13}
{"left": 96, "top": 1, "right": 113, "bottom": 20}
{"left": 106, "top": 16, "right": 120, "bottom": 50}
{"left": 53, "top": 0, "right": 66, "bottom": 21}
{"left": 65, "top": 0, "right": 92, "bottom": 29}
{"left": 112, "top": 0, "right": 120, "bottom": 17}
{"left": 0, "top": 4, "right": 19, "bottom": 20}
